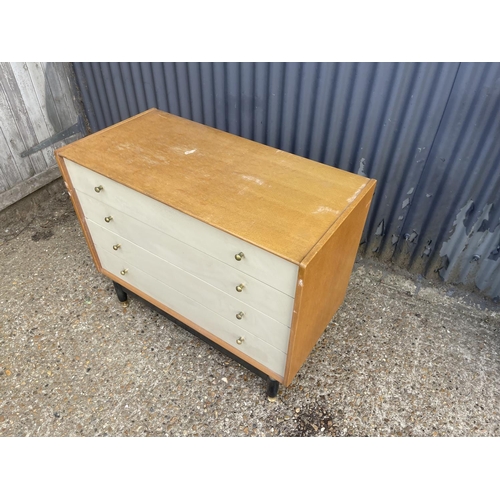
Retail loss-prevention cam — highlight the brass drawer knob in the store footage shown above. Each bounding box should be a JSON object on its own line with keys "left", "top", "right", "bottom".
{"left": 120, "top": 269, "right": 128, "bottom": 275}
{"left": 104, "top": 216, "right": 113, "bottom": 223}
{"left": 94, "top": 185, "right": 104, "bottom": 193}
{"left": 236, "top": 311, "right": 244, "bottom": 320}
{"left": 112, "top": 244, "right": 121, "bottom": 251}
{"left": 235, "top": 284, "right": 245, "bottom": 292}
{"left": 234, "top": 252, "right": 245, "bottom": 261}
{"left": 236, "top": 337, "right": 245, "bottom": 345}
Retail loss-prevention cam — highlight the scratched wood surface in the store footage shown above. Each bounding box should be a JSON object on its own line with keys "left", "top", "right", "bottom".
{"left": 0, "top": 62, "right": 83, "bottom": 210}
{"left": 57, "top": 109, "right": 371, "bottom": 263}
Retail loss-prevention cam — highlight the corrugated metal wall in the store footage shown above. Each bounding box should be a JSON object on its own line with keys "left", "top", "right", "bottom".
{"left": 394, "top": 63, "right": 500, "bottom": 299}
{"left": 72, "top": 62, "right": 500, "bottom": 300}
{"left": 0, "top": 62, "right": 86, "bottom": 211}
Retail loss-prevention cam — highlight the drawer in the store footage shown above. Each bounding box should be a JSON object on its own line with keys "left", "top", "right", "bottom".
{"left": 65, "top": 159, "right": 298, "bottom": 296}
{"left": 97, "top": 248, "right": 287, "bottom": 376}
{"left": 88, "top": 219, "right": 291, "bottom": 350}
{"left": 79, "top": 192, "right": 295, "bottom": 326}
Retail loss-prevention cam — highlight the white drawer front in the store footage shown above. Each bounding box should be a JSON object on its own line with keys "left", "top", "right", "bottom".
{"left": 97, "top": 248, "right": 287, "bottom": 376}
{"left": 65, "top": 159, "right": 298, "bottom": 296}
{"left": 88, "top": 219, "right": 291, "bottom": 351}
{"left": 79, "top": 192, "right": 295, "bottom": 327}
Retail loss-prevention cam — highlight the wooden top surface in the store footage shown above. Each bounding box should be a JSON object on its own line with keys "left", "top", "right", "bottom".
{"left": 57, "top": 109, "right": 374, "bottom": 263}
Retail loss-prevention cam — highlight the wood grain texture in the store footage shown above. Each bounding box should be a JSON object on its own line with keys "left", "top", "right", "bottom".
{"left": 0, "top": 130, "right": 17, "bottom": 192}
{"left": 100, "top": 268, "right": 285, "bottom": 383}
{"left": 0, "top": 62, "right": 47, "bottom": 175}
{"left": 26, "top": 62, "right": 64, "bottom": 132}
{"left": 57, "top": 109, "right": 370, "bottom": 263}
{"left": 0, "top": 70, "right": 36, "bottom": 183}
{"left": 10, "top": 62, "right": 56, "bottom": 169}
{"left": 283, "top": 180, "right": 377, "bottom": 385}
{"left": 41, "top": 62, "right": 78, "bottom": 130}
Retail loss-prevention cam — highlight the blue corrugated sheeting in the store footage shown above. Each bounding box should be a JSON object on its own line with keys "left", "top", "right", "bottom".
{"left": 72, "top": 62, "right": 500, "bottom": 300}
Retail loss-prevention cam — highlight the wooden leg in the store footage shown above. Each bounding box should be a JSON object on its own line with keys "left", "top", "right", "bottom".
{"left": 113, "top": 281, "right": 128, "bottom": 302}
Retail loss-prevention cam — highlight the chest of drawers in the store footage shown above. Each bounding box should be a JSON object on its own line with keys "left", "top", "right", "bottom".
{"left": 55, "top": 108, "right": 376, "bottom": 397}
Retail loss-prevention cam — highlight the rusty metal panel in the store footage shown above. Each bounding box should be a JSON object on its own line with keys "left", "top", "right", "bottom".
{"left": 394, "top": 63, "right": 500, "bottom": 298}
{"left": 72, "top": 62, "right": 500, "bottom": 299}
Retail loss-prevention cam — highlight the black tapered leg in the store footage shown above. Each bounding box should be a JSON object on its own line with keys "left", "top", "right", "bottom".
{"left": 113, "top": 281, "right": 128, "bottom": 302}
{"left": 267, "top": 378, "right": 279, "bottom": 399}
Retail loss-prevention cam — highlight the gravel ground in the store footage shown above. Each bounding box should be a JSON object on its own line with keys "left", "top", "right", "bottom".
{"left": 1, "top": 179, "right": 499, "bottom": 437}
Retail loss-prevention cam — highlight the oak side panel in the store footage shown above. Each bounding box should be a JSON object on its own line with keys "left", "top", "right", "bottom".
{"left": 57, "top": 109, "right": 369, "bottom": 264}
{"left": 55, "top": 153, "right": 102, "bottom": 272}
{"left": 283, "top": 180, "right": 376, "bottom": 386}
{"left": 101, "top": 269, "right": 284, "bottom": 384}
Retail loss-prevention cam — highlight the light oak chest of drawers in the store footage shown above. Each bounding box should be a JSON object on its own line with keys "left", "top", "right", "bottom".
{"left": 56, "top": 109, "right": 376, "bottom": 397}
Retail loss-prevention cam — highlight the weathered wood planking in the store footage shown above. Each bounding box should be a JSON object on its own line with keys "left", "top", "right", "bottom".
{"left": 0, "top": 62, "right": 84, "bottom": 206}
{"left": 0, "top": 69, "right": 37, "bottom": 185}
{"left": 26, "top": 62, "right": 63, "bottom": 132}
{"left": 10, "top": 63, "right": 57, "bottom": 169}
{"left": 0, "top": 63, "right": 47, "bottom": 175}
{"left": 41, "top": 62, "right": 80, "bottom": 130}
{"left": 0, "top": 128, "right": 19, "bottom": 191}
